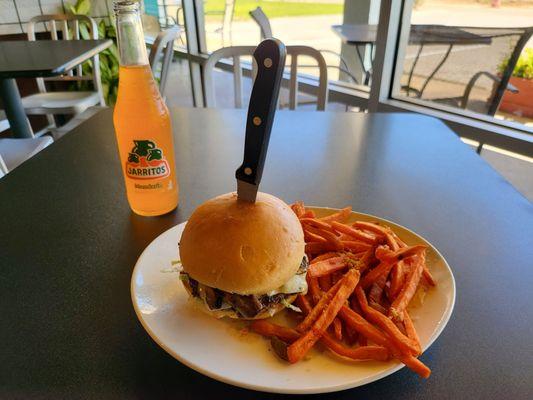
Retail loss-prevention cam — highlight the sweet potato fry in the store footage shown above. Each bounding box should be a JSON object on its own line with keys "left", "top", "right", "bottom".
{"left": 332, "top": 318, "right": 343, "bottom": 341}
{"left": 305, "top": 242, "right": 334, "bottom": 255}
{"left": 342, "top": 240, "right": 372, "bottom": 253}
{"left": 300, "top": 210, "right": 316, "bottom": 219}
{"left": 387, "top": 234, "right": 401, "bottom": 251}
{"left": 355, "top": 287, "right": 420, "bottom": 356}
{"left": 352, "top": 221, "right": 390, "bottom": 237}
{"left": 360, "top": 260, "right": 394, "bottom": 289}
{"left": 422, "top": 265, "right": 436, "bottom": 286}
{"left": 321, "top": 333, "right": 389, "bottom": 361}
{"left": 307, "top": 277, "right": 323, "bottom": 305}
{"left": 295, "top": 294, "right": 313, "bottom": 315}
{"left": 350, "top": 294, "right": 361, "bottom": 314}
{"left": 288, "top": 269, "right": 360, "bottom": 363}
{"left": 392, "top": 233, "right": 406, "bottom": 247}
{"left": 343, "top": 322, "right": 359, "bottom": 345}
{"left": 394, "top": 319, "right": 407, "bottom": 335}
{"left": 389, "top": 262, "right": 405, "bottom": 299}
{"left": 304, "top": 230, "right": 327, "bottom": 243}
{"left": 360, "top": 225, "right": 408, "bottom": 254}
{"left": 291, "top": 202, "right": 306, "bottom": 218}
{"left": 369, "top": 301, "right": 387, "bottom": 315}
{"left": 305, "top": 225, "right": 343, "bottom": 251}
{"left": 341, "top": 305, "right": 431, "bottom": 377}
{"left": 300, "top": 218, "right": 335, "bottom": 232}
{"left": 386, "top": 234, "right": 404, "bottom": 298}
{"left": 338, "top": 233, "right": 353, "bottom": 241}
{"left": 349, "top": 249, "right": 374, "bottom": 274}
{"left": 383, "top": 232, "right": 399, "bottom": 249}
{"left": 368, "top": 274, "right": 387, "bottom": 304}
{"left": 403, "top": 311, "right": 422, "bottom": 355}
{"left": 319, "top": 206, "right": 352, "bottom": 223}
{"left": 389, "top": 254, "right": 425, "bottom": 320}
{"left": 275, "top": 208, "right": 436, "bottom": 378}
{"left": 330, "top": 221, "right": 378, "bottom": 245}
{"left": 299, "top": 278, "right": 344, "bottom": 331}
{"left": 250, "top": 320, "right": 300, "bottom": 343}
{"left": 397, "top": 354, "right": 431, "bottom": 379}
{"left": 308, "top": 256, "right": 347, "bottom": 278}
{"left": 338, "top": 306, "right": 390, "bottom": 347}
{"left": 331, "top": 271, "right": 343, "bottom": 285}
{"left": 311, "top": 252, "right": 338, "bottom": 263}
{"left": 375, "top": 244, "right": 426, "bottom": 263}
{"left": 250, "top": 316, "right": 389, "bottom": 363}
{"left": 318, "top": 274, "right": 332, "bottom": 291}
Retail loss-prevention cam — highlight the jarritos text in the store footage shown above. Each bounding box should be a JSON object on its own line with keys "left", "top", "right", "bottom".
{"left": 126, "top": 140, "right": 170, "bottom": 180}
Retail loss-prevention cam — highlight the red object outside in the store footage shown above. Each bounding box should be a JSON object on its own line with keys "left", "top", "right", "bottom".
{"left": 499, "top": 76, "right": 533, "bottom": 118}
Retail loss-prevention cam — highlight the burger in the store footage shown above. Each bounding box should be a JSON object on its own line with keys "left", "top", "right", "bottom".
{"left": 178, "top": 192, "right": 308, "bottom": 319}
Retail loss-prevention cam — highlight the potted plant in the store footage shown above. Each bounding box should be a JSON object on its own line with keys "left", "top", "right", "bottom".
{"left": 66, "top": 0, "right": 120, "bottom": 105}
{"left": 498, "top": 48, "right": 533, "bottom": 118}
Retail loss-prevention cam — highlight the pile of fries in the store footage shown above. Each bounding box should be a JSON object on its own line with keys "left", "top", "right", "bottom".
{"left": 250, "top": 203, "right": 436, "bottom": 378}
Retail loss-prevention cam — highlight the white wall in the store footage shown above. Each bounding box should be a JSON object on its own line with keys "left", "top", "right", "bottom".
{"left": 0, "top": 0, "right": 113, "bottom": 35}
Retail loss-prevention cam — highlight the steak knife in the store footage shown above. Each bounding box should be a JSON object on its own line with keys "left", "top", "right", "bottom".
{"left": 235, "top": 38, "right": 286, "bottom": 202}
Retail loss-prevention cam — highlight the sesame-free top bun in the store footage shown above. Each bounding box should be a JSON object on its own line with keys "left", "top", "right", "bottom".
{"left": 179, "top": 192, "right": 305, "bottom": 295}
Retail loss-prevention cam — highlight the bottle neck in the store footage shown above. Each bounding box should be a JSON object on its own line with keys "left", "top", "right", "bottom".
{"left": 115, "top": 2, "right": 149, "bottom": 66}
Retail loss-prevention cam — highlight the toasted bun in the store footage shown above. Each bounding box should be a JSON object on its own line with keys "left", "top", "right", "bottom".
{"left": 179, "top": 192, "right": 305, "bottom": 295}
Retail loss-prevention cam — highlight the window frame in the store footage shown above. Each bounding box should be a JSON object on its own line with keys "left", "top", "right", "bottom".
{"left": 178, "top": 0, "right": 532, "bottom": 157}
{"left": 370, "top": 0, "right": 533, "bottom": 157}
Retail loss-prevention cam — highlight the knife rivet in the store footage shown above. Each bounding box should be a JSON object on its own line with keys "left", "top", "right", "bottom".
{"left": 244, "top": 167, "right": 252, "bottom": 175}
{"left": 264, "top": 58, "right": 272, "bottom": 68}
{"left": 253, "top": 117, "right": 262, "bottom": 126}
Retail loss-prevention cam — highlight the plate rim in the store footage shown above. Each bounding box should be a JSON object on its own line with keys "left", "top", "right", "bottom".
{"left": 131, "top": 207, "right": 456, "bottom": 394}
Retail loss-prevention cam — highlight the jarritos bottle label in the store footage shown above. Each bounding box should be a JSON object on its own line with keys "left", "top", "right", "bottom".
{"left": 125, "top": 139, "right": 170, "bottom": 180}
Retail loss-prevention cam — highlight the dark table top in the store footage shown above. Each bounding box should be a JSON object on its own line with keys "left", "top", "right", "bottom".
{"left": 1, "top": 108, "right": 532, "bottom": 399}
{"left": 0, "top": 39, "right": 112, "bottom": 78}
{"left": 332, "top": 24, "right": 491, "bottom": 46}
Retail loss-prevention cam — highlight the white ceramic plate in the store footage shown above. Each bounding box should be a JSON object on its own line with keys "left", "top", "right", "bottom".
{"left": 131, "top": 207, "right": 455, "bottom": 394}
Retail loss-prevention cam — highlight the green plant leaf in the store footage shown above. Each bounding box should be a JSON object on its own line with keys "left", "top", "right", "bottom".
{"left": 98, "top": 20, "right": 106, "bottom": 39}
{"left": 76, "top": 0, "right": 91, "bottom": 15}
{"left": 65, "top": 3, "right": 77, "bottom": 14}
{"left": 66, "top": 0, "right": 121, "bottom": 105}
{"left": 106, "top": 24, "right": 117, "bottom": 38}
{"left": 514, "top": 48, "right": 533, "bottom": 79}
{"left": 107, "top": 43, "right": 119, "bottom": 60}
{"left": 102, "top": 82, "right": 110, "bottom": 100}
{"left": 79, "top": 23, "right": 91, "bottom": 40}
{"left": 500, "top": 48, "right": 533, "bottom": 79}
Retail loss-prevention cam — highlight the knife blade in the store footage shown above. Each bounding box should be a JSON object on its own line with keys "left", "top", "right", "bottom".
{"left": 235, "top": 38, "right": 286, "bottom": 202}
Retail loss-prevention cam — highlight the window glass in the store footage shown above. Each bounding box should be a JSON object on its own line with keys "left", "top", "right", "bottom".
{"left": 201, "top": 0, "right": 381, "bottom": 89}
{"left": 393, "top": 0, "right": 533, "bottom": 127}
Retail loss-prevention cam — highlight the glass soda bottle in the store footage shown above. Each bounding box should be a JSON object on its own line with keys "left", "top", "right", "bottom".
{"left": 113, "top": 1, "right": 178, "bottom": 216}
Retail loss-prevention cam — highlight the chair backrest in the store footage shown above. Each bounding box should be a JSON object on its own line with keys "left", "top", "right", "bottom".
{"left": 27, "top": 14, "right": 104, "bottom": 105}
{"left": 149, "top": 26, "right": 180, "bottom": 98}
{"left": 222, "top": 0, "right": 236, "bottom": 46}
{"left": 203, "top": 45, "right": 328, "bottom": 110}
{"left": 485, "top": 27, "right": 533, "bottom": 115}
{"left": 249, "top": 7, "right": 273, "bottom": 40}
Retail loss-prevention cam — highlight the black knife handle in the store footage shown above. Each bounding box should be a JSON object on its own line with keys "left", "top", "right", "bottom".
{"left": 235, "top": 38, "right": 286, "bottom": 187}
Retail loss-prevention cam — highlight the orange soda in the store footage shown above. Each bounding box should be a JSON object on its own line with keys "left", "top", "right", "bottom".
{"left": 113, "top": 1, "right": 178, "bottom": 216}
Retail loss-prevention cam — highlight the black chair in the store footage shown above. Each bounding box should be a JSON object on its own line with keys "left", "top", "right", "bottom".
{"left": 249, "top": 7, "right": 358, "bottom": 84}
{"left": 459, "top": 27, "right": 533, "bottom": 116}
{"left": 402, "top": 26, "right": 533, "bottom": 117}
